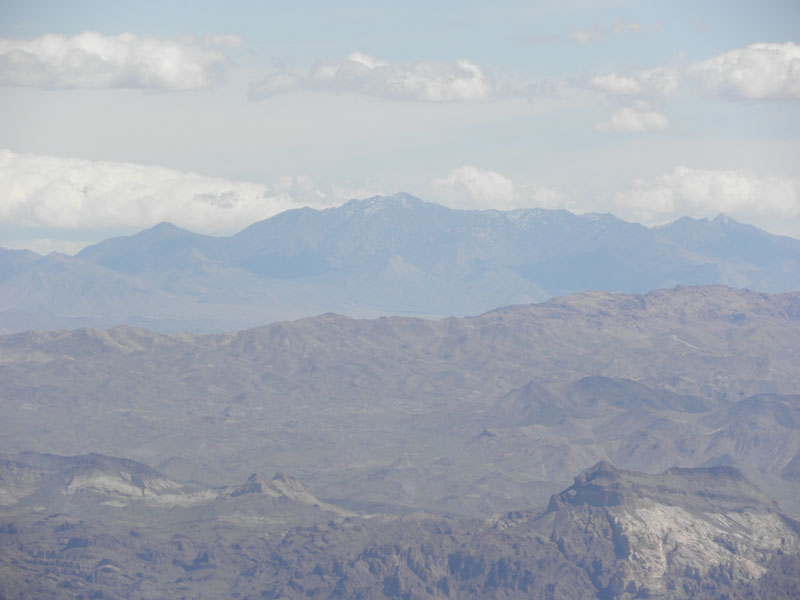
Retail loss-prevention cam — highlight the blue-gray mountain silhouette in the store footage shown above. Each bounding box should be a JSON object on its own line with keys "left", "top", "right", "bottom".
{"left": 2, "top": 193, "right": 799, "bottom": 332}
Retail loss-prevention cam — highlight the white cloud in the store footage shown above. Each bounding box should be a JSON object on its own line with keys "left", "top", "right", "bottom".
{"left": 430, "top": 165, "right": 563, "bottom": 211}
{"left": 0, "top": 149, "right": 338, "bottom": 234}
{"left": 590, "top": 73, "right": 644, "bottom": 95}
{"left": 590, "top": 66, "right": 679, "bottom": 97}
{"left": 250, "top": 52, "right": 494, "bottom": 102}
{"left": 689, "top": 42, "right": 800, "bottom": 100}
{"left": 591, "top": 42, "right": 800, "bottom": 101}
{"left": 634, "top": 66, "right": 680, "bottom": 96}
{"left": 0, "top": 32, "right": 238, "bottom": 91}
{"left": 594, "top": 105, "right": 669, "bottom": 133}
{"left": 614, "top": 166, "right": 800, "bottom": 226}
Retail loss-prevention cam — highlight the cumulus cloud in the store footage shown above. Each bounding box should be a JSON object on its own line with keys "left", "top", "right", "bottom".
{"left": 590, "top": 73, "right": 644, "bottom": 95}
{"left": 250, "top": 52, "right": 494, "bottom": 102}
{"left": 0, "top": 150, "right": 338, "bottom": 234}
{"left": 0, "top": 32, "right": 239, "bottom": 90}
{"left": 594, "top": 104, "right": 669, "bottom": 132}
{"left": 591, "top": 42, "right": 800, "bottom": 101}
{"left": 614, "top": 166, "right": 800, "bottom": 226}
{"left": 688, "top": 41, "right": 800, "bottom": 100}
{"left": 590, "top": 66, "right": 679, "bottom": 97}
{"left": 430, "top": 165, "right": 563, "bottom": 211}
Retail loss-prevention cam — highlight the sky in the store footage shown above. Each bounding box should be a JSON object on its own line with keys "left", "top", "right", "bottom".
{"left": 0, "top": 0, "right": 798, "bottom": 254}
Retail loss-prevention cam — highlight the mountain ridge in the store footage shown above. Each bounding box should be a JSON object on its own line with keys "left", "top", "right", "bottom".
{"left": 2, "top": 285, "right": 799, "bottom": 520}
{"left": 3, "top": 454, "right": 800, "bottom": 599}
{"left": 3, "top": 194, "right": 800, "bottom": 333}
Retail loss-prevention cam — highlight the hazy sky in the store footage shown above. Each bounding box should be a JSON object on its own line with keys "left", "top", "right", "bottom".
{"left": 1, "top": 0, "right": 799, "bottom": 253}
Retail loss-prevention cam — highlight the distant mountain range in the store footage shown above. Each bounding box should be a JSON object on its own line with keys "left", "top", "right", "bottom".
{"left": 2, "top": 193, "right": 799, "bottom": 332}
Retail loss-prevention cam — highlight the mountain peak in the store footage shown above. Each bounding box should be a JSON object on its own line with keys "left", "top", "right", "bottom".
{"left": 548, "top": 460, "right": 770, "bottom": 514}
{"left": 343, "top": 192, "right": 427, "bottom": 213}
{"left": 712, "top": 213, "right": 731, "bottom": 225}
{"left": 8, "top": 193, "right": 800, "bottom": 333}
{"left": 577, "top": 459, "right": 620, "bottom": 481}
{"left": 135, "top": 221, "right": 192, "bottom": 239}
{"left": 547, "top": 461, "right": 626, "bottom": 510}
{"left": 152, "top": 221, "right": 180, "bottom": 230}
{"left": 270, "top": 472, "right": 310, "bottom": 496}
{"left": 370, "top": 191, "right": 423, "bottom": 205}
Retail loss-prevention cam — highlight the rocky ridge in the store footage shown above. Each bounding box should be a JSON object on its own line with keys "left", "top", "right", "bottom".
{"left": 4, "top": 457, "right": 794, "bottom": 598}
{"left": 1, "top": 285, "right": 799, "bottom": 520}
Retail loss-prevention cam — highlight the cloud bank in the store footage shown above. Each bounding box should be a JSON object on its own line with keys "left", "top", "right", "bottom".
{"left": 430, "top": 165, "right": 563, "bottom": 210}
{"left": 4, "top": 151, "right": 798, "bottom": 251}
{"left": 591, "top": 42, "right": 800, "bottom": 101}
{"left": 615, "top": 166, "right": 800, "bottom": 226}
{"left": 689, "top": 42, "right": 800, "bottom": 100}
{"left": 250, "top": 52, "right": 494, "bottom": 102}
{"left": 0, "top": 32, "right": 239, "bottom": 90}
{"left": 590, "top": 66, "right": 679, "bottom": 97}
{"left": 594, "top": 104, "right": 669, "bottom": 132}
{"left": 0, "top": 150, "right": 335, "bottom": 234}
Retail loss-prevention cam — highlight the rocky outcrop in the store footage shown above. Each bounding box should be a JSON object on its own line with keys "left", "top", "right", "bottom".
{"left": 3, "top": 459, "right": 799, "bottom": 598}
{"left": 538, "top": 461, "right": 800, "bottom": 597}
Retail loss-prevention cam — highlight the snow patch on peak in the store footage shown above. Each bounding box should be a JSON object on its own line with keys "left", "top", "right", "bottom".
{"left": 342, "top": 193, "right": 426, "bottom": 216}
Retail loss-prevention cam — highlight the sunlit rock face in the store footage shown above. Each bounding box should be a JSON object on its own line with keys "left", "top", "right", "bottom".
{"left": 538, "top": 461, "right": 800, "bottom": 598}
